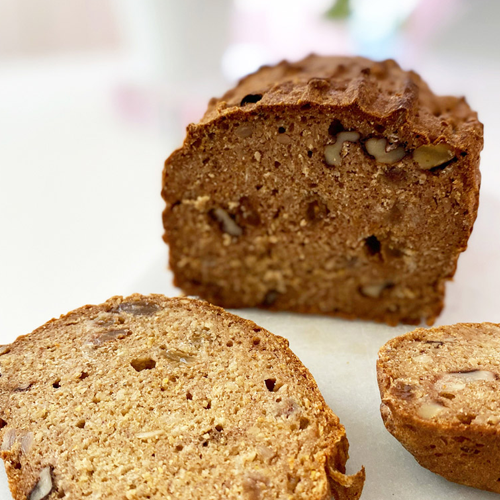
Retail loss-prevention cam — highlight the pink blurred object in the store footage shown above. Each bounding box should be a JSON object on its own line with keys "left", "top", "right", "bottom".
{"left": 111, "top": 0, "right": 231, "bottom": 140}
{"left": 0, "top": 0, "right": 120, "bottom": 57}
{"left": 224, "top": 0, "right": 352, "bottom": 82}
{"left": 405, "top": 0, "right": 463, "bottom": 63}
{"left": 114, "top": 85, "right": 158, "bottom": 127}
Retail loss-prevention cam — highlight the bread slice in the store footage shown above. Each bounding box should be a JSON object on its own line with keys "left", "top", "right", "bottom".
{"left": 0, "top": 294, "right": 364, "bottom": 500}
{"left": 162, "top": 55, "right": 483, "bottom": 325}
{"left": 377, "top": 323, "right": 500, "bottom": 492}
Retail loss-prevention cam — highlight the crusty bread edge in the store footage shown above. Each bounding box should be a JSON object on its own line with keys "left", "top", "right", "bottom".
{"left": 1, "top": 294, "right": 365, "bottom": 500}
{"left": 376, "top": 324, "right": 500, "bottom": 493}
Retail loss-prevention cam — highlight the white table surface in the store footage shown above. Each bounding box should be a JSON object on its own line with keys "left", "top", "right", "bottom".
{"left": 0, "top": 54, "right": 499, "bottom": 499}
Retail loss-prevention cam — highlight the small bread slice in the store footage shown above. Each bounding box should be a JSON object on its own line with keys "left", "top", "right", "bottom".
{"left": 377, "top": 323, "right": 500, "bottom": 492}
{"left": 0, "top": 294, "right": 364, "bottom": 500}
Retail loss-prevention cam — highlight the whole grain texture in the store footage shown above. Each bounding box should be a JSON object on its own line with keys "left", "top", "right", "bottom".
{"left": 377, "top": 323, "right": 500, "bottom": 492}
{"left": 162, "top": 55, "right": 483, "bottom": 325}
{"left": 0, "top": 294, "right": 364, "bottom": 500}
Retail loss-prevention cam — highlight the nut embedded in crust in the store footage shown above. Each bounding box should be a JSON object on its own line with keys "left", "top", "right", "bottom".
{"left": 417, "top": 401, "right": 445, "bottom": 420}
{"left": 211, "top": 208, "right": 243, "bottom": 237}
{"left": 360, "top": 283, "right": 389, "bottom": 298}
{"left": 29, "top": 467, "right": 53, "bottom": 500}
{"left": 324, "top": 131, "right": 360, "bottom": 166}
{"left": 451, "top": 369, "right": 497, "bottom": 381}
{"left": 435, "top": 370, "right": 497, "bottom": 395}
{"left": 413, "top": 144, "right": 454, "bottom": 169}
{"left": 365, "top": 137, "right": 406, "bottom": 164}
{"left": 1, "top": 429, "right": 16, "bottom": 451}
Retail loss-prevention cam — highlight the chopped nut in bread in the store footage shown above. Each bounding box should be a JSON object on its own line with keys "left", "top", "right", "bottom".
{"left": 413, "top": 144, "right": 454, "bottom": 169}
{"left": 324, "top": 131, "right": 360, "bottom": 166}
{"left": 29, "top": 467, "right": 52, "bottom": 500}
{"left": 365, "top": 138, "right": 406, "bottom": 164}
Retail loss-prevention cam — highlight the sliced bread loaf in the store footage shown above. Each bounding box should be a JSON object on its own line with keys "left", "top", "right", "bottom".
{"left": 162, "top": 55, "right": 482, "bottom": 325}
{"left": 377, "top": 323, "right": 500, "bottom": 492}
{"left": 0, "top": 294, "right": 364, "bottom": 500}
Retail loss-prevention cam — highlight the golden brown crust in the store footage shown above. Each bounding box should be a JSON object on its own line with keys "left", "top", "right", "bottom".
{"left": 377, "top": 323, "right": 500, "bottom": 492}
{"left": 0, "top": 294, "right": 363, "bottom": 499}
{"left": 162, "top": 55, "right": 482, "bottom": 325}
{"left": 326, "top": 434, "right": 365, "bottom": 500}
{"left": 203, "top": 55, "right": 482, "bottom": 155}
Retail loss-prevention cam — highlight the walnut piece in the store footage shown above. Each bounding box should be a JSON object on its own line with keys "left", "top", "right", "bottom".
{"left": 20, "top": 431, "right": 34, "bottom": 453}
{"left": 365, "top": 138, "right": 406, "bottom": 164}
{"left": 451, "top": 369, "right": 496, "bottom": 381}
{"left": 417, "top": 402, "right": 445, "bottom": 420}
{"left": 116, "top": 301, "right": 160, "bottom": 316}
{"left": 29, "top": 467, "right": 53, "bottom": 500}
{"left": 1, "top": 429, "right": 16, "bottom": 451}
{"left": 413, "top": 353, "right": 433, "bottom": 364}
{"left": 162, "top": 348, "right": 196, "bottom": 364}
{"left": 91, "top": 329, "right": 131, "bottom": 346}
{"left": 0, "top": 345, "right": 11, "bottom": 356}
{"left": 234, "top": 124, "right": 254, "bottom": 138}
{"left": 360, "top": 283, "right": 388, "bottom": 298}
{"left": 413, "top": 144, "right": 454, "bottom": 169}
{"left": 2, "top": 429, "right": 35, "bottom": 453}
{"left": 136, "top": 430, "right": 165, "bottom": 440}
{"left": 324, "top": 131, "right": 360, "bottom": 167}
{"left": 434, "top": 375, "right": 466, "bottom": 393}
{"left": 435, "top": 370, "right": 496, "bottom": 394}
{"left": 212, "top": 208, "right": 243, "bottom": 237}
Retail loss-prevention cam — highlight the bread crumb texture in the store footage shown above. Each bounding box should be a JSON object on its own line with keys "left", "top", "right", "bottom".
{"left": 378, "top": 323, "right": 500, "bottom": 492}
{"left": 0, "top": 294, "right": 364, "bottom": 500}
{"left": 162, "top": 55, "right": 483, "bottom": 326}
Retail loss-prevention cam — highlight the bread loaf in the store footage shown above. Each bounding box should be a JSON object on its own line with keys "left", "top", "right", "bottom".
{"left": 0, "top": 294, "right": 364, "bottom": 499}
{"left": 162, "top": 55, "right": 483, "bottom": 325}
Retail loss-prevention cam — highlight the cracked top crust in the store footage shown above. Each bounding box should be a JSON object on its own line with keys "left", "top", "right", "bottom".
{"left": 163, "top": 55, "right": 483, "bottom": 326}
{"left": 199, "top": 54, "right": 483, "bottom": 154}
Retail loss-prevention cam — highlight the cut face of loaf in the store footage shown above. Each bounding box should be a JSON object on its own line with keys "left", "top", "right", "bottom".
{"left": 0, "top": 294, "right": 364, "bottom": 500}
{"left": 377, "top": 323, "right": 500, "bottom": 492}
{"left": 162, "top": 55, "right": 483, "bottom": 325}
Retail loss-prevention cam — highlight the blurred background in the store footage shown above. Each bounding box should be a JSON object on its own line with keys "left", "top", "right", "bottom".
{"left": 1, "top": 0, "right": 499, "bottom": 338}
